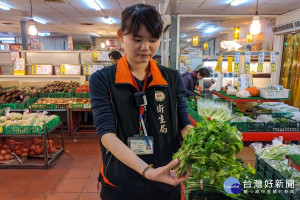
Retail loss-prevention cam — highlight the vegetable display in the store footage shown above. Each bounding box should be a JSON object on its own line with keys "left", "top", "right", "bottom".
{"left": 41, "top": 81, "right": 79, "bottom": 93}
{"left": 245, "top": 87, "right": 259, "bottom": 97}
{"left": 197, "top": 99, "right": 232, "bottom": 121}
{"left": 75, "top": 85, "right": 89, "bottom": 93}
{"left": 173, "top": 119, "right": 255, "bottom": 196}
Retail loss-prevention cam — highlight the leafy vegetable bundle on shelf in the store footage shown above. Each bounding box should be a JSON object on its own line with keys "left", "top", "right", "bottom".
{"left": 173, "top": 119, "right": 255, "bottom": 197}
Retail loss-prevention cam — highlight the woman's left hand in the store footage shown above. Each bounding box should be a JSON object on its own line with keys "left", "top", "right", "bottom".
{"left": 144, "top": 159, "right": 190, "bottom": 186}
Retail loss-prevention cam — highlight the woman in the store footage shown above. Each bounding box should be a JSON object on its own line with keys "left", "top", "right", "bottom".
{"left": 90, "top": 3, "right": 193, "bottom": 200}
{"left": 181, "top": 67, "right": 210, "bottom": 98}
{"left": 108, "top": 51, "right": 122, "bottom": 65}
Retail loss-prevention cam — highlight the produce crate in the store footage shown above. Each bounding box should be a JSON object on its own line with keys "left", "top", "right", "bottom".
{"left": 3, "top": 116, "right": 61, "bottom": 135}
{"left": 74, "top": 93, "right": 90, "bottom": 98}
{"left": 30, "top": 104, "right": 56, "bottom": 110}
{"left": 265, "top": 120, "right": 300, "bottom": 132}
{"left": 40, "top": 92, "right": 72, "bottom": 98}
{"left": 27, "top": 97, "right": 69, "bottom": 109}
{"left": 259, "top": 88, "right": 290, "bottom": 99}
{"left": 255, "top": 155, "right": 300, "bottom": 200}
{"left": 188, "top": 191, "right": 232, "bottom": 200}
{"left": 71, "top": 103, "right": 91, "bottom": 109}
{"left": 0, "top": 103, "right": 25, "bottom": 110}
{"left": 5, "top": 86, "right": 17, "bottom": 90}
{"left": 256, "top": 112, "right": 292, "bottom": 119}
{"left": 26, "top": 97, "right": 39, "bottom": 108}
{"left": 187, "top": 102, "right": 203, "bottom": 122}
{"left": 0, "top": 109, "right": 4, "bottom": 116}
{"left": 229, "top": 122, "right": 266, "bottom": 132}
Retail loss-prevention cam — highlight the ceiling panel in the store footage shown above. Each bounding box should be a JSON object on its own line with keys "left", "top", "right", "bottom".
{"left": 178, "top": 0, "right": 205, "bottom": 3}
{"left": 177, "top": 3, "right": 200, "bottom": 10}
{"left": 199, "top": 3, "right": 229, "bottom": 9}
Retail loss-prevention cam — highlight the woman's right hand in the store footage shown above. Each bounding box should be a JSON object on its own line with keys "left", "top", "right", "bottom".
{"left": 144, "top": 159, "right": 190, "bottom": 187}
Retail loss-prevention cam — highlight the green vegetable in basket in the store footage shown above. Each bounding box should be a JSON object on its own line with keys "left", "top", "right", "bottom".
{"left": 173, "top": 119, "right": 255, "bottom": 192}
{"left": 260, "top": 145, "right": 289, "bottom": 160}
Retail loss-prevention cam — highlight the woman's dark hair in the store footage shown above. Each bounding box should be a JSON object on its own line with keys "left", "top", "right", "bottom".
{"left": 108, "top": 51, "right": 122, "bottom": 60}
{"left": 197, "top": 68, "right": 210, "bottom": 77}
{"left": 121, "top": 4, "right": 163, "bottom": 39}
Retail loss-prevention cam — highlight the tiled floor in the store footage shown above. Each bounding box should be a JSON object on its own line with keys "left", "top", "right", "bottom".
{"left": 0, "top": 133, "right": 256, "bottom": 200}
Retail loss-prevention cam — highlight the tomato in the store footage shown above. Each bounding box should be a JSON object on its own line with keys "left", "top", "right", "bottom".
{"left": 0, "top": 155, "right": 4, "bottom": 161}
{"left": 29, "top": 151, "right": 35, "bottom": 156}
{"left": 0, "top": 149, "right": 7, "bottom": 156}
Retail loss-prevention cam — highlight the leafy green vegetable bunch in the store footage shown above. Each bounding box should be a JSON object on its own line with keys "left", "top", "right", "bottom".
{"left": 173, "top": 119, "right": 255, "bottom": 190}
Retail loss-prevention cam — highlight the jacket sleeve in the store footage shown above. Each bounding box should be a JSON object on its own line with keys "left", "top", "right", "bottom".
{"left": 182, "top": 75, "right": 195, "bottom": 97}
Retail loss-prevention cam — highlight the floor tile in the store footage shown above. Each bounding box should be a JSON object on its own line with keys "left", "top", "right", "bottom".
{"left": 13, "top": 192, "right": 47, "bottom": 200}
{"left": 82, "top": 178, "right": 99, "bottom": 192}
{"left": 52, "top": 178, "right": 87, "bottom": 192}
{"left": 89, "top": 166, "right": 100, "bottom": 178}
{"left": 21, "top": 178, "right": 59, "bottom": 192}
{"left": 79, "top": 192, "right": 100, "bottom": 200}
{"left": 34, "top": 169, "right": 66, "bottom": 180}
{"left": 63, "top": 166, "right": 93, "bottom": 178}
{"left": 5, "top": 169, "right": 38, "bottom": 180}
{"left": 0, "top": 193, "right": 16, "bottom": 200}
{"left": 0, "top": 179, "right": 30, "bottom": 192}
{"left": 45, "top": 193, "right": 80, "bottom": 200}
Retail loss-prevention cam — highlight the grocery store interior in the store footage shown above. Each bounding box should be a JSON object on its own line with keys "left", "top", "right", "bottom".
{"left": 0, "top": 0, "right": 300, "bottom": 199}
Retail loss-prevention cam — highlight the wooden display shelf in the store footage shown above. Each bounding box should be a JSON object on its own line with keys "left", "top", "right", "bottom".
{"left": 211, "top": 91, "right": 289, "bottom": 113}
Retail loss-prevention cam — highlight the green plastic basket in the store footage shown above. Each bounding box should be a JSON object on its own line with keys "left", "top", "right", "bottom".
{"left": 0, "top": 103, "right": 25, "bottom": 110}
{"left": 30, "top": 104, "right": 57, "bottom": 109}
{"left": 187, "top": 102, "right": 203, "bottom": 122}
{"left": 71, "top": 103, "right": 91, "bottom": 109}
{"left": 229, "top": 122, "right": 266, "bottom": 132}
{"left": 40, "top": 92, "right": 72, "bottom": 98}
{"left": 5, "top": 86, "right": 17, "bottom": 90}
{"left": 74, "top": 93, "right": 90, "bottom": 98}
{"left": 256, "top": 112, "right": 292, "bottom": 119}
{"left": 43, "top": 116, "right": 61, "bottom": 132}
{"left": 26, "top": 97, "right": 38, "bottom": 108}
{"left": 188, "top": 191, "right": 232, "bottom": 200}
{"left": 0, "top": 109, "right": 4, "bottom": 116}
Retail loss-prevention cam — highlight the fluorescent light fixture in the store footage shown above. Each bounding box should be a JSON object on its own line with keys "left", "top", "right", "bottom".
{"left": 250, "top": 15, "right": 261, "bottom": 35}
{"left": 204, "top": 27, "right": 218, "bottom": 34}
{"left": 186, "top": 38, "right": 191, "bottom": 42}
{"left": 38, "top": 32, "right": 50, "bottom": 36}
{"left": 230, "top": 0, "right": 247, "bottom": 6}
{"left": 33, "top": 17, "right": 47, "bottom": 24}
{"left": 90, "top": 32, "right": 100, "bottom": 37}
{"left": 195, "top": 22, "right": 207, "bottom": 29}
{"left": 0, "top": 2, "right": 10, "bottom": 10}
{"left": 85, "top": 0, "right": 102, "bottom": 11}
{"left": 0, "top": 37, "right": 15, "bottom": 41}
{"left": 180, "top": 33, "right": 188, "bottom": 39}
{"left": 104, "top": 17, "right": 114, "bottom": 25}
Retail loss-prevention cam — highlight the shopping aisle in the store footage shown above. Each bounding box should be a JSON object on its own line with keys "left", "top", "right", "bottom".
{"left": 0, "top": 133, "right": 102, "bottom": 200}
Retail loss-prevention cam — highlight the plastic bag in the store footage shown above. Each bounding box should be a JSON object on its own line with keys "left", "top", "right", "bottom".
{"left": 236, "top": 90, "right": 251, "bottom": 98}
{"left": 220, "top": 41, "right": 242, "bottom": 51}
{"left": 289, "top": 144, "right": 300, "bottom": 155}
{"left": 249, "top": 142, "right": 263, "bottom": 154}
{"left": 256, "top": 115, "right": 274, "bottom": 123}
{"left": 291, "top": 112, "right": 300, "bottom": 122}
{"left": 226, "top": 87, "right": 237, "bottom": 95}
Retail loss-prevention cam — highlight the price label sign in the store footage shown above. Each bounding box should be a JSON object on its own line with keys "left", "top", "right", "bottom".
{"left": 244, "top": 51, "right": 251, "bottom": 73}
{"left": 238, "top": 74, "right": 253, "bottom": 91}
{"left": 60, "top": 64, "right": 81, "bottom": 75}
{"left": 32, "top": 64, "right": 53, "bottom": 75}
{"left": 83, "top": 103, "right": 91, "bottom": 109}
{"left": 257, "top": 51, "right": 265, "bottom": 72}
{"left": 14, "top": 58, "right": 26, "bottom": 75}
{"left": 234, "top": 51, "right": 240, "bottom": 72}
{"left": 270, "top": 52, "right": 276, "bottom": 72}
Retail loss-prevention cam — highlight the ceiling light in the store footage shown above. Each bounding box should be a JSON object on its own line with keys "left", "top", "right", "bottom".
{"left": 101, "top": 42, "right": 105, "bottom": 48}
{"left": 204, "top": 27, "right": 218, "bottom": 34}
{"left": 38, "top": 32, "right": 50, "bottom": 36}
{"left": 180, "top": 33, "right": 188, "bottom": 39}
{"left": 28, "top": 21, "right": 38, "bottom": 36}
{"left": 104, "top": 17, "right": 114, "bottom": 25}
{"left": 85, "top": 0, "right": 102, "bottom": 11}
{"left": 0, "top": 37, "right": 15, "bottom": 41}
{"left": 0, "top": 2, "right": 10, "bottom": 10}
{"left": 195, "top": 22, "right": 207, "bottom": 29}
{"left": 186, "top": 38, "right": 191, "bottom": 42}
{"left": 90, "top": 32, "right": 100, "bottom": 37}
{"left": 230, "top": 0, "right": 247, "bottom": 6}
{"left": 33, "top": 17, "right": 47, "bottom": 24}
{"left": 250, "top": 0, "right": 261, "bottom": 35}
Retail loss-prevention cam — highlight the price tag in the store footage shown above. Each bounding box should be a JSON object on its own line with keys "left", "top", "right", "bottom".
{"left": 92, "top": 51, "right": 110, "bottom": 61}
{"left": 215, "top": 56, "right": 222, "bottom": 72}
{"left": 32, "top": 64, "right": 53, "bottom": 75}
{"left": 227, "top": 56, "right": 233, "bottom": 72}
{"left": 83, "top": 103, "right": 91, "bottom": 109}
{"left": 14, "top": 58, "right": 25, "bottom": 75}
{"left": 270, "top": 52, "right": 276, "bottom": 72}
{"left": 257, "top": 51, "right": 265, "bottom": 72}
{"left": 244, "top": 51, "right": 251, "bottom": 73}
{"left": 234, "top": 51, "right": 240, "bottom": 72}
{"left": 83, "top": 65, "right": 104, "bottom": 75}
{"left": 238, "top": 74, "right": 253, "bottom": 91}
{"left": 60, "top": 64, "right": 81, "bottom": 75}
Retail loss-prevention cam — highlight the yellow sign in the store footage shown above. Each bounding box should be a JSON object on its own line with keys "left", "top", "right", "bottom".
{"left": 244, "top": 51, "right": 251, "bottom": 73}
{"left": 203, "top": 42, "right": 208, "bottom": 50}
{"left": 257, "top": 51, "right": 265, "bottom": 72}
{"left": 193, "top": 36, "right": 198, "bottom": 46}
{"left": 234, "top": 51, "right": 240, "bottom": 72}
{"left": 92, "top": 50, "right": 99, "bottom": 61}
{"left": 233, "top": 27, "right": 240, "bottom": 42}
{"left": 227, "top": 56, "right": 233, "bottom": 72}
{"left": 215, "top": 56, "right": 223, "bottom": 72}
{"left": 13, "top": 58, "right": 26, "bottom": 75}
{"left": 246, "top": 32, "right": 252, "bottom": 43}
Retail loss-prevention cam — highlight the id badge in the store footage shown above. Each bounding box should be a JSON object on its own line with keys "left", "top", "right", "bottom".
{"left": 127, "top": 136, "right": 154, "bottom": 155}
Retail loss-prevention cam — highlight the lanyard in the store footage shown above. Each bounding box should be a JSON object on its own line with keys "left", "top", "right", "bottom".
{"left": 130, "top": 67, "right": 150, "bottom": 135}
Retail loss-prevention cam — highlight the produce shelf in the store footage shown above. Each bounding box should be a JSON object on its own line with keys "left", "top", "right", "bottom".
{"left": 69, "top": 109, "right": 96, "bottom": 139}
{"left": 242, "top": 132, "right": 300, "bottom": 141}
{"left": 212, "top": 91, "right": 289, "bottom": 113}
{"left": 0, "top": 123, "right": 64, "bottom": 169}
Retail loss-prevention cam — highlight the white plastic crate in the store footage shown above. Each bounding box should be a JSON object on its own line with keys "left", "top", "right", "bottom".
{"left": 259, "top": 88, "right": 290, "bottom": 99}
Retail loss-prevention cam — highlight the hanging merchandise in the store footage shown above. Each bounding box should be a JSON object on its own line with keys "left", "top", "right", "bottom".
{"left": 14, "top": 58, "right": 26, "bottom": 75}
{"left": 233, "top": 27, "right": 240, "bottom": 42}
{"left": 215, "top": 56, "right": 223, "bottom": 72}
{"left": 246, "top": 32, "right": 252, "bottom": 43}
{"left": 270, "top": 51, "right": 276, "bottom": 72}
{"left": 203, "top": 42, "right": 208, "bottom": 50}
{"left": 227, "top": 56, "right": 233, "bottom": 72}
{"left": 244, "top": 51, "right": 251, "bottom": 73}
{"left": 238, "top": 74, "right": 254, "bottom": 91}
{"left": 258, "top": 51, "right": 265, "bottom": 72}
{"left": 234, "top": 51, "right": 240, "bottom": 72}
{"left": 193, "top": 36, "right": 198, "bottom": 46}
